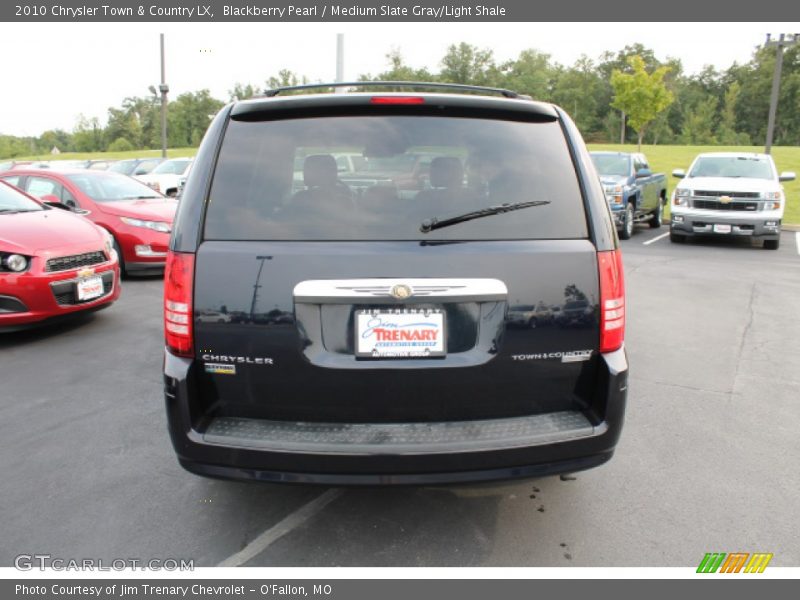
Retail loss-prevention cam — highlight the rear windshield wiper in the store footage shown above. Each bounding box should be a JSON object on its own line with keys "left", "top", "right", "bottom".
{"left": 420, "top": 200, "right": 550, "bottom": 233}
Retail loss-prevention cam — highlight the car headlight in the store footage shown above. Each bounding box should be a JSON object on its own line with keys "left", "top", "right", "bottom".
{"left": 2, "top": 253, "right": 29, "bottom": 272}
{"left": 120, "top": 217, "right": 171, "bottom": 233}
{"left": 763, "top": 191, "right": 783, "bottom": 200}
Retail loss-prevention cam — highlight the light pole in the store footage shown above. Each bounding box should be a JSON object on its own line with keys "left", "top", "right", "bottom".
{"left": 764, "top": 33, "right": 798, "bottom": 154}
{"left": 159, "top": 33, "right": 169, "bottom": 158}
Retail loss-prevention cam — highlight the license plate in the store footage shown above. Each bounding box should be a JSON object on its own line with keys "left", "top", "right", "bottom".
{"left": 76, "top": 276, "right": 104, "bottom": 301}
{"left": 355, "top": 309, "right": 445, "bottom": 358}
{"left": 713, "top": 224, "right": 732, "bottom": 234}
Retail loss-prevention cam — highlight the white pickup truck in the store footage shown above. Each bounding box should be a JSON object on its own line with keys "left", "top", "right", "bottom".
{"left": 670, "top": 152, "right": 795, "bottom": 249}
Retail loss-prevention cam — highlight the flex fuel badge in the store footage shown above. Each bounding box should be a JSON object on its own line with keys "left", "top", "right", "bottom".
{"left": 204, "top": 363, "right": 236, "bottom": 375}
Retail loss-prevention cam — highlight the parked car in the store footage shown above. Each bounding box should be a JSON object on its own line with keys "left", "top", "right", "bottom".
{"left": 670, "top": 152, "right": 795, "bottom": 249}
{"left": 507, "top": 303, "right": 553, "bottom": 328}
{"left": 135, "top": 157, "right": 192, "bottom": 197}
{"left": 163, "top": 82, "right": 627, "bottom": 485}
{"left": 109, "top": 158, "right": 165, "bottom": 177}
{"left": 590, "top": 151, "right": 667, "bottom": 239}
{"left": 0, "top": 168, "right": 177, "bottom": 274}
{"left": 0, "top": 180, "right": 120, "bottom": 331}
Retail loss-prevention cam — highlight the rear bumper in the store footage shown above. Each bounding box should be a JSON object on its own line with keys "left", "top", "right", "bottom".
{"left": 164, "top": 346, "right": 628, "bottom": 485}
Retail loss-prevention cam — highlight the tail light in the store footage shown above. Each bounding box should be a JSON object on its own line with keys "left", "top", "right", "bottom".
{"left": 598, "top": 249, "right": 625, "bottom": 353}
{"left": 164, "top": 251, "right": 195, "bottom": 357}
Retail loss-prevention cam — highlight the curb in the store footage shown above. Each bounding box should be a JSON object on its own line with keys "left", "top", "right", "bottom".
{"left": 782, "top": 224, "right": 800, "bottom": 232}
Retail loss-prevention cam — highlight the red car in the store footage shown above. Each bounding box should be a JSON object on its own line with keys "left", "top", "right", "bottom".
{"left": 0, "top": 169, "right": 177, "bottom": 275}
{"left": 0, "top": 180, "right": 120, "bottom": 331}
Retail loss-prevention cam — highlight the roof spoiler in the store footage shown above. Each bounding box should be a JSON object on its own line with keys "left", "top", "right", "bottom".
{"left": 262, "top": 81, "right": 532, "bottom": 100}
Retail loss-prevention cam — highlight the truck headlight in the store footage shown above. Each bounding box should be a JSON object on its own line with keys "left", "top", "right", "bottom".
{"left": 604, "top": 185, "right": 623, "bottom": 204}
{"left": 674, "top": 188, "right": 690, "bottom": 206}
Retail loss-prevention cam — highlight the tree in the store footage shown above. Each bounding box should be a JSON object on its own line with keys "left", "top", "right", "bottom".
{"left": 360, "top": 49, "right": 435, "bottom": 83}
{"left": 229, "top": 83, "right": 259, "bottom": 101}
{"left": 501, "top": 49, "right": 554, "bottom": 99}
{"left": 611, "top": 55, "right": 674, "bottom": 150}
{"left": 680, "top": 96, "right": 718, "bottom": 144}
{"left": 72, "top": 115, "right": 103, "bottom": 152}
{"left": 439, "top": 43, "right": 501, "bottom": 86}
{"left": 167, "top": 90, "right": 224, "bottom": 147}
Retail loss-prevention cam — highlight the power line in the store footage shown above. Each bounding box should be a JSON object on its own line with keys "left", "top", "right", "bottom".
{"left": 764, "top": 33, "right": 798, "bottom": 154}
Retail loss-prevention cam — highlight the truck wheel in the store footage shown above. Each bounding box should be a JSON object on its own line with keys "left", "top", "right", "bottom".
{"left": 649, "top": 196, "right": 664, "bottom": 229}
{"left": 669, "top": 231, "right": 685, "bottom": 244}
{"left": 764, "top": 239, "right": 780, "bottom": 250}
{"left": 619, "top": 202, "right": 634, "bottom": 240}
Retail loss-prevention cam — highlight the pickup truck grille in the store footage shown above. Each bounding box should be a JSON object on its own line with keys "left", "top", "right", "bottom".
{"left": 693, "top": 199, "right": 759, "bottom": 211}
{"left": 694, "top": 190, "right": 761, "bottom": 199}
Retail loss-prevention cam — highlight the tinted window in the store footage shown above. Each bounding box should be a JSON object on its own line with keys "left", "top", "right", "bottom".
{"left": 205, "top": 116, "right": 587, "bottom": 241}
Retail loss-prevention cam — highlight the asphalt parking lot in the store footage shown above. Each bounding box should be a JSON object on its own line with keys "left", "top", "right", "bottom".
{"left": 2, "top": 227, "right": 799, "bottom": 568}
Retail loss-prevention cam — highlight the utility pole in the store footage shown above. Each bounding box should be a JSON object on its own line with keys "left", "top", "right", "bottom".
{"left": 159, "top": 33, "right": 169, "bottom": 158}
{"left": 764, "top": 33, "right": 798, "bottom": 154}
{"left": 335, "top": 33, "right": 344, "bottom": 93}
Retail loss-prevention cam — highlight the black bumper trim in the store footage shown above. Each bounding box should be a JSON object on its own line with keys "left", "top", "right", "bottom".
{"left": 178, "top": 451, "right": 614, "bottom": 486}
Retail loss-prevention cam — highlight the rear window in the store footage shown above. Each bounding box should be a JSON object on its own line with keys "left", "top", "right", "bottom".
{"left": 205, "top": 115, "right": 587, "bottom": 241}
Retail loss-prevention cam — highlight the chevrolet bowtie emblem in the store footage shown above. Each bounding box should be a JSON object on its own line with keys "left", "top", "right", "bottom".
{"left": 390, "top": 284, "right": 413, "bottom": 299}
{"left": 77, "top": 267, "right": 96, "bottom": 278}
{"left": 719, "top": 195, "right": 732, "bottom": 204}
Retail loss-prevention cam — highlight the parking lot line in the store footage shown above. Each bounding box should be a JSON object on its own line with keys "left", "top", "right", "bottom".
{"left": 796, "top": 232, "right": 800, "bottom": 255}
{"left": 642, "top": 232, "right": 670, "bottom": 246}
{"left": 217, "top": 489, "right": 343, "bottom": 567}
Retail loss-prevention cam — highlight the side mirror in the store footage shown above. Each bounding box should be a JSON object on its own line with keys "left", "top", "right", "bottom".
{"left": 134, "top": 168, "right": 148, "bottom": 175}
{"left": 779, "top": 171, "right": 796, "bottom": 182}
{"left": 42, "top": 200, "right": 71, "bottom": 211}
{"left": 636, "top": 168, "right": 652, "bottom": 178}
{"left": 672, "top": 169, "right": 686, "bottom": 179}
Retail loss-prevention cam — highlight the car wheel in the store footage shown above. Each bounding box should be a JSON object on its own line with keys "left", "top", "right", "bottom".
{"left": 166, "top": 189, "right": 178, "bottom": 198}
{"left": 619, "top": 202, "right": 634, "bottom": 240}
{"left": 764, "top": 239, "right": 780, "bottom": 250}
{"left": 111, "top": 235, "right": 127, "bottom": 275}
{"left": 649, "top": 196, "right": 664, "bottom": 229}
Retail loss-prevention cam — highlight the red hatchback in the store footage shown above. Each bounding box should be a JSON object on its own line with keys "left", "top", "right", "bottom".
{"left": 0, "top": 180, "right": 120, "bottom": 331}
{"left": 0, "top": 169, "right": 177, "bottom": 275}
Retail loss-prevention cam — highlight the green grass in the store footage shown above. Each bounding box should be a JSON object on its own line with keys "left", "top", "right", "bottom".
{"left": 10, "top": 144, "right": 800, "bottom": 224}
{"left": 587, "top": 144, "right": 800, "bottom": 225}
{"left": 10, "top": 148, "right": 198, "bottom": 161}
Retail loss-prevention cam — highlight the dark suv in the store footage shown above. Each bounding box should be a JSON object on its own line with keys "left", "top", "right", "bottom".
{"left": 164, "top": 82, "right": 627, "bottom": 485}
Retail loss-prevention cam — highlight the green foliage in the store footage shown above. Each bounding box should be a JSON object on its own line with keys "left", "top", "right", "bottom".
{"left": 1, "top": 40, "right": 799, "bottom": 158}
{"left": 439, "top": 43, "right": 502, "bottom": 86}
{"left": 107, "top": 137, "right": 134, "bottom": 152}
{"left": 611, "top": 55, "right": 674, "bottom": 150}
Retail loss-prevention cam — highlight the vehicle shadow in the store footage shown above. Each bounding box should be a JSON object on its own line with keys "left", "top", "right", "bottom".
{"left": 189, "top": 475, "right": 581, "bottom": 567}
{"left": 0, "top": 312, "right": 99, "bottom": 349}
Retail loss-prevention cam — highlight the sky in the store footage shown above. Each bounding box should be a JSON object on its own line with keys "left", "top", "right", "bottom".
{"left": 1, "top": 21, "right": 797, "bottom": 137}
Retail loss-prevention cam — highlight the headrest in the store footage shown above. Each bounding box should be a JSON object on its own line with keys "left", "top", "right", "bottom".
{"left": 303, "top": 154, "right": 338, "bottom": 188}
{"left": 429, "top": 157, "right": 463, "bottom": 189}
